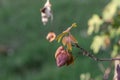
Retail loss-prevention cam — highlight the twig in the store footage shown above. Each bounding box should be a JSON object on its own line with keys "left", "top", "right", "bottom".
{"left": 73, "top": 43, "right": 120, "bottom": 61}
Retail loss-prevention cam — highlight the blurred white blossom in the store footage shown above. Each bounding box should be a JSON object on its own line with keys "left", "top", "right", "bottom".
{"left": 40, "top": 0, "right": 53, "bottom": 25}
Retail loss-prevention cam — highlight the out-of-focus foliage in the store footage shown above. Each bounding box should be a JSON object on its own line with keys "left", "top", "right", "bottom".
{"left": 88, "top": 14, "right": 103, "bottom": 35}
{"left": 88, "top": 0, "right": 120, "bottom": 57}
{"left": 80, "top": 72, "right": 91, "bottom": 80}
{"left": 80, "top": 72, "right": 102, "bottom": 80}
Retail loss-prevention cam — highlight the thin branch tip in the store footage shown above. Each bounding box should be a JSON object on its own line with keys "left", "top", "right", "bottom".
{"left": 73, "top": 43, "right": 120, "bottom": 62}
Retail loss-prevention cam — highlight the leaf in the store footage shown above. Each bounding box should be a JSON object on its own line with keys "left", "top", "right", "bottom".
{"left": 62, "top": 37, "right": 67, "bottom": 46}
{"left": 56, "top": 32, "right": 66, "bottom": 43}
{"left": 90, "top": 36, "right": 104, "bottom": 54}
{"left": 71, "top": 23, "right": 77, "bottom": 28}
{"left": 67, "top": 41, "right": 72, "bottom": 51}
{"left": 69, "top": 33, "right": 78, "bottom": 43}
{"left": 46, "top": 32, "right": 56, "bottom": 42}
{"left": 111, "top": 45, "right": 119, "bottom": 57}
{"left": 87, "top": 14, "right": 103, "bottom": 35}
{"left": 102, "top": 0, "right": 118, "bottom": 20}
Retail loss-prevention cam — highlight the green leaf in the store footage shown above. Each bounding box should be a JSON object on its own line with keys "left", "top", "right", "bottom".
{"left": 56, "top": 32, "right": 66, "bottom": 43}
{"left": 111, "top": 45, "right": 119, "bottom": 57}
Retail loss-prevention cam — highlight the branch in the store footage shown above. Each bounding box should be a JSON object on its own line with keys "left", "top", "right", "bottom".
{"left": 73, "top": 43, "right": 120, "bottom": 61}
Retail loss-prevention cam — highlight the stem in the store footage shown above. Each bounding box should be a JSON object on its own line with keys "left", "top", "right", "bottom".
{"left": 73, "top": 43, "right": 120, "bottom": 61}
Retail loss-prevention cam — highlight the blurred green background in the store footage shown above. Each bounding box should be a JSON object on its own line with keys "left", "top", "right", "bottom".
{"left": 0, "top": 0, "right": 112, "bottom": 80}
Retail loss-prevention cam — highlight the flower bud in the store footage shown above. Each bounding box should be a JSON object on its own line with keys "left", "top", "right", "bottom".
{"left": 55, "top": 46, "right": 74, "bottom": 67}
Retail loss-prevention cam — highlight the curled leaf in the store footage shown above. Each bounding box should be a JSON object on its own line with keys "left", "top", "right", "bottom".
{"left": 62, "top": 36, "right": 72, "bottom": 51}
{"left": 46, "top": 32, "right": 56, "bottom": 42}
{"left": 62, "top": 34, "right": 78, "bottom": 51}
